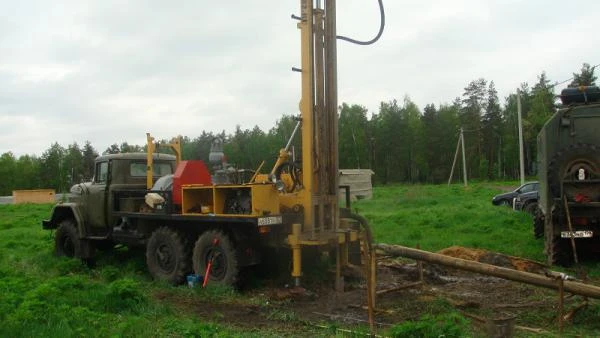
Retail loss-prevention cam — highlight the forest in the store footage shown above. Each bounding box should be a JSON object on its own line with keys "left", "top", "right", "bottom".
{"left": 0, "top": 63, "right": 596, "bottom": 195}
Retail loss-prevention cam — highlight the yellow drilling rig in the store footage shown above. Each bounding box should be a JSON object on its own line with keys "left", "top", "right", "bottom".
{"left": 43, "top": 1, "right": 384, "bottom": 310}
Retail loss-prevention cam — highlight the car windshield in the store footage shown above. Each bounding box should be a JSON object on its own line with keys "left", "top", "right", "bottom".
{"left": 518, "top": 183, "right": 537, "bottom": 193}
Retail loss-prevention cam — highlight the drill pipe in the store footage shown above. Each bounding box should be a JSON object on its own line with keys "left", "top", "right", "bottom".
{"left": 375, "top": 243, "right": 600, "bottom": 299}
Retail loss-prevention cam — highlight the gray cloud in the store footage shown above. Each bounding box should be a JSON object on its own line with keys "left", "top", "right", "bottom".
{"left": 1, "top": 0, "right": 600, "bottom": 155}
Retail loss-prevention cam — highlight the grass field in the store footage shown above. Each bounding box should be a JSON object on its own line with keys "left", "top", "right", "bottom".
{"left": 1, "top": 183, "right": 599, "bottom": 337}
{"left": 357, "top": 183, "right": 541, "bottom": 258}
{"left": 0, "top": 204, "right": 274, "bottom": 337}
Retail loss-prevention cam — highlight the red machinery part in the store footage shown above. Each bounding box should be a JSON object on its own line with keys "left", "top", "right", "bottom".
{"left": 202, "top": 259, "right": 212, "bottom": 288}
{"left": 172, "top": 160, "right": 212, "bottom": 205}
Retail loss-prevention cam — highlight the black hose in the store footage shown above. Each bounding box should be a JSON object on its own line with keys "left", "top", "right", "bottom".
{"left": 347, "top": 212, "right": 374, "bottom": 251}
{"left": 274, "top": 161, "right": 301, "bottom": 192}
{"left": 346, "top": 212, "right": 375, "bottom": 332}
{"left": 336, "top": 0, "right": 385, "bottom": 46}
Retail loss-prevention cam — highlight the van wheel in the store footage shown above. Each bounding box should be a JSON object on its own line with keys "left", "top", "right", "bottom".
{"left": 193, "top": 230, "right": 239, "bottom": 286}
{"left": 146, "top": 227, "right": 190, "bottom": 285}
{"left": 55, "top": 219, "right": 81, "bottom": 258}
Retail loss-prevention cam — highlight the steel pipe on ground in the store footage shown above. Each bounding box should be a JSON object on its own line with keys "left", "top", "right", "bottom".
{"left": 375, "top": 243, "right": 600, "bottom": 299}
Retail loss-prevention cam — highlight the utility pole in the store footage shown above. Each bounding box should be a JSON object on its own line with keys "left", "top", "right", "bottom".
{"left": 517, "top": 91, "right": 525, "bottom": 185}
{"left": 461, "top": 128, "right": 468, "bottom": 187}
{"left": 448, "top": 133, "right": 462, "bottom": 186}
{"left": 498, "top": 136, "right": 502, "bottom": 179}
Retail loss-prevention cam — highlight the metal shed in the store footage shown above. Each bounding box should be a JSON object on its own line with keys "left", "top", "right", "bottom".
{"left": 339, "top": 169, "right": 374, "bottom": 201}
{"left": 12, "top": 189, "right": 56, "bottom": 204}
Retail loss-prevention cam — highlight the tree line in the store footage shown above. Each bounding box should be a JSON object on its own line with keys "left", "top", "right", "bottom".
{"left": 0, "top": 63, "right": 596, "bottom": 195}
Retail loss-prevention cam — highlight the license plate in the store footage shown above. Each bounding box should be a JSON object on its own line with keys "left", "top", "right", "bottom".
{"left": 258, "top": 216, "right": 282, "bottom": 226}
{"left": 561, "top": 230, "right": 593, "bottom": 238}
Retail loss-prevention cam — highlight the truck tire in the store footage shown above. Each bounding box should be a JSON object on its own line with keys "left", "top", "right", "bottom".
{"left": 548, "top": 143, "right": 600, "bottom": 196}
{"left": 55, "top": 219, "right": 81, "bottom": 258}
{"left": 533, "top": 210, "right": 544, "bottom": 239}
{"left": 193, "top": 230, "right": 239, "bottom": 286}
{"left": 523, "top": 201, "right": 538, "bottom": 215}
{"left": 146, "top": 227, "right": 190, "bottom": 285}
{"left": 550, "top": 237, "right": 573, "bottom": 267}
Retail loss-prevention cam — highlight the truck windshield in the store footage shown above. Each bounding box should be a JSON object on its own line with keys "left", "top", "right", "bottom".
{"left": 130, "top": 162, "right": 173, "bottom": 177}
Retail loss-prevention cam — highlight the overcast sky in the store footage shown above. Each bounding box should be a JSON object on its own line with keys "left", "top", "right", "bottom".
{"left": 2, "top": 0, "right": 599, "bottom": 156}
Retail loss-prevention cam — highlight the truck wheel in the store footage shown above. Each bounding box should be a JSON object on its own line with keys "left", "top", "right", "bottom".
{"left": 55, "top": 219, "right": 81, "bottom": 258}
{"left": 193, "top": 230, "right": 239, "bottom": 286}
{"left": 533, "top": 210, "right": 544, "bottom": 239}
{"left": 146, "top": 227, "right": 190, "bottom": 285}
{"left": 550, "top": 237, "right": 573, "bottom": 267}
{"left": 523, "top": 202, "right": 538, "bottom": 215}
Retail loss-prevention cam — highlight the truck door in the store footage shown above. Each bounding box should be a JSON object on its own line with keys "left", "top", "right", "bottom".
{"left": 86, "top": 160, "right": 109, "bottom": 235}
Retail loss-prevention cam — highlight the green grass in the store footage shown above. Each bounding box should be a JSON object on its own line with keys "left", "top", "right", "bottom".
{"left": 355, "top": 183, "right": 544, "bottom": 261}
{"left": 0, "top": 204, "right": 261, "bottom": 337}
{"left": 388, "top": 311, "right": 471, "bottom": 338}
{"left": 2, "top": 183, "right": 600, "bottom": 337}
{"left": 356, "top": 183, "right": 600, "bottom": 337}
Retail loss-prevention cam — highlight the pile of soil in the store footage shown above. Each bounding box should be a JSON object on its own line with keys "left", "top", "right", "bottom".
{"left": 438, "top": 245, "right": 547, "bottom": 273}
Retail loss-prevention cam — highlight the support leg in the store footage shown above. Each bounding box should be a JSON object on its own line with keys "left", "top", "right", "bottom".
{"left": 289, "top": 223, "right": 302, "bottom": 286}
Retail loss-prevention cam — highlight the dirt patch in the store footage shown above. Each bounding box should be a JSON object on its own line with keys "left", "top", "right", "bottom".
{"left": 438, "top": 246, "right": 548, "bottom": 273}
{"left": 153, "top": 247, "right": 592, "bottom": 336}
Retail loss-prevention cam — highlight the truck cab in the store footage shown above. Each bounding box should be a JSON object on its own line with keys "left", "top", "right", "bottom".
{"left": 43, "top": 153, "right": 176, "bottom": 247}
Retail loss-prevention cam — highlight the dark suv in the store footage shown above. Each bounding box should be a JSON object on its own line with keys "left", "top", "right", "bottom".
{"left": 492, "top": 182, "right": 539, "bottom": 206}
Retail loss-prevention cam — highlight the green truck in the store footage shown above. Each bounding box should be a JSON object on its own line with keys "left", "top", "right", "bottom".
{"left": 42, "top": 152, "right": 280, "bottom": 286}
{"left": 537, "top": 86, "right": 600, "bottom": 265}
